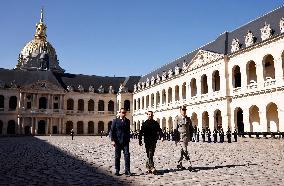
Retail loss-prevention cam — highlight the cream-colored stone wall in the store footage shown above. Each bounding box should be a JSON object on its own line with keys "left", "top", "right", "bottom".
{"left": 133, "top": 36, "right": 284, "bottom": 134}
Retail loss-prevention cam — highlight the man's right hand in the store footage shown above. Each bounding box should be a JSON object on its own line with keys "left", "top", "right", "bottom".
{"left": 111, "top": 141, "right": 116, "bottom": 147}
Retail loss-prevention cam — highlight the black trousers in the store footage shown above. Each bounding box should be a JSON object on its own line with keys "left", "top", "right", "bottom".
{"left": 145, "top": 143, "right": 156, "bottom": 170}
{"left": 115, "top": 143, "right": 130, "bottom": 172}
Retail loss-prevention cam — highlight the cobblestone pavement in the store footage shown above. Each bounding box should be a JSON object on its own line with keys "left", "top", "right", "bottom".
{"left": 0, "top": 136, "right": 284, "bottom": 186}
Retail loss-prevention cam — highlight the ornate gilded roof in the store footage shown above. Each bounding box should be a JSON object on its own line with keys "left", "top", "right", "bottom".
{"left": 16, "top": 9, "right": 64, "bottom": 73}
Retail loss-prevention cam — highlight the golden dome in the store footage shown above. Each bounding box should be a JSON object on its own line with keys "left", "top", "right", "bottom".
{"left": 17, "top": 9, "right": 64, "bottom": 73}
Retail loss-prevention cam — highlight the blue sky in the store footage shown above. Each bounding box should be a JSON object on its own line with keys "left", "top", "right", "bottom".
{"left": 0, "top": 0, "right": 283, "bottom": 77}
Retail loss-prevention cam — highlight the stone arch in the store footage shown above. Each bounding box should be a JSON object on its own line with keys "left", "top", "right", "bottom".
{"left": 263, "top": 54, "right": 275, "bottom": 80}
{"left": 190, "top": 78, "right": 197, "bottom": 97}
{"left": 0, "top": 95, "right": 4, "bottom": 110}
{"left": 98, "top": 121, "right": 104, "bottom": 133}
{"left": 168, "top": 87, "right": 173, "bottom": 103}
{"left": 7, "top": 120, "right": 16, "bottom": 134}
{"left": 88, "top": 121, "right": 95, "bottom": 134}
{"left": 201, "top": 75, "right": 208, "bottom": 94}
{"left": 168, "top": 117, "right": 173, "bottom": 131}
{"left": 108, "top": 100, "right": 114, "bottom": 111}
{"left": 124, "top": 100, "right": 130, "bottom": 111}
{"left": 182, "top": 82, "right": 186, "bottom": 99}
{"left": 232, "top": 65, "right": 241, "bottom": 88}
{"left": 37, "top": 120, "right": 46, "bottom": 135}
{"left": 67, "top": 99, "right": 74, "bottom": 110}
{"left": 175, "top": 85, "right": 179, "bottom": 101}
{"left": 78, "top": 99, "right": 84, "bottom": 111}
{"left": 98, "top": 100, "right": 104, "bottom": 111}
{"left": 249, "top": 105, "right": 260, "bottom": 132}
{"left": 191, "top": 112, "right": 198, "bottom": 128}
{"left": 142, "top": 96, "right": 145, "bottom": 109}
{"left": 162, "top": 118, "right": 166, "bottom": 130}
{"left": 202, "top": 111, "right": 209, "bottom": 129}
{"left": 246, "top": 60, "right": 257, "bottom": 84}
{"left": 266, "top": 102, "right": 279, "bottom": 132}
{"left": 108, "top": 121, "right": 112, "bottom": 133}
{"left": 212, "top": 70, "right": 220, "bottom": 91}
{"left": 9, "top": 96, "right": 17, "bottom": 110}
{"left": 162, "top": 89, "right": 166, "bottom": 104}
{"left": 214, "top": 109, "right": 222, "bottom": 129}
{"left": 77, "top": 121, "right": 84, "bottom": 134}
{"left": 146, "top": 95, "right": 149, "bottom": 108}
{"left": 38, "top": 97, "right": 47, "bottom": 109}
{"left": 66, "top": 121, "right": 73, "bottom": 134}
{"left": 88, "top": 99, "right": 94, "bottom": 111}
{"left": 234, "top": 107, "right": 244, "bottom": 133}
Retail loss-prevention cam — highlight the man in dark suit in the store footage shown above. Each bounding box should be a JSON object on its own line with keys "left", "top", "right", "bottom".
{"left": 110, "top": 108, "right": 131, "bottom": 176}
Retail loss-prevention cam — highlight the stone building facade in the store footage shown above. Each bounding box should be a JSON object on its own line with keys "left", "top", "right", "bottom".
{"left": 133, "top": 6, "right": 284, "bottom": 134}
{"left": 1, "top": 7, "right": 284, "bottom": 136}
{"left": 0, "top": 9, "right": 140, "bottom": 135}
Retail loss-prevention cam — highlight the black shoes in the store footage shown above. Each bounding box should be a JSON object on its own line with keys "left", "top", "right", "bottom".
{"left": 125, "top": 171, "right": 132, "bottom": 176}
{"left": 115, "top": 170, "right": 120, "bottom": 176}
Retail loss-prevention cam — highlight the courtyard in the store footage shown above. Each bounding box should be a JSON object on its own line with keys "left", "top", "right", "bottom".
{"left": 0, "top": 136, "right": 283, "bottom": 185}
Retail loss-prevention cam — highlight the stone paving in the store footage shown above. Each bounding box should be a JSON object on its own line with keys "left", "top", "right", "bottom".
{"left": 0, "top": 136, "right": 284, "bottom": 186}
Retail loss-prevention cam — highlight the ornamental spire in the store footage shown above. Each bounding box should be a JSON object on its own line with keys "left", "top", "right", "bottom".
{"left": 34, "top": 8, "right": 47, "bottom": 40}
{"left": 40, "top": 8, "right": 44, "bottom": 23}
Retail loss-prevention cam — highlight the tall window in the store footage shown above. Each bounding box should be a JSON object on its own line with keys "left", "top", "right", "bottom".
{"left": 233, "top": 66, "right": 241, "bottom": 88}
{"left": 0, "top": 95, "right": 4, "bottom": 111}
{"left": 108, "top": 100, "right": 114, "bottom": 111}
{"left": 98, "top": 100, "right": 104, "bottom": 111}
{"left": 26, "top": 95, "right": 32, "bottom": 109}
{"left": 124, "top": 100, "right": 130, "bottom": 111}
{"left": 78, "top": 99, "right": 84, "bottom": 111}
{"left": 88, "top": 99, "right": 94, "bottom": 111}
{"left": 67, "top": 99, "right": 74, "bottom": 110}
{"left": 9, "top": 96, "right": 17, "bottom": 110}
{"left": 39, "top": 97, "right": 47, "bottom": 109}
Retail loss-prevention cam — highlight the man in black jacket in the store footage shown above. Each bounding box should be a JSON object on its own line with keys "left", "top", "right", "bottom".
{"left": 139, "top": 111, "right": 163, "bottom": 174}
{"left": 110, "top": 108, "right": 131, "bottom": 176}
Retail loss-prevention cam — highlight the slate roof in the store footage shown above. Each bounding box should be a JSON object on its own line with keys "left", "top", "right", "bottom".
{"left": 0, "top": 68, "right": 140, "bottom": 93}
{"left": 139, "top": 5, "right": 284, "bottom": 83}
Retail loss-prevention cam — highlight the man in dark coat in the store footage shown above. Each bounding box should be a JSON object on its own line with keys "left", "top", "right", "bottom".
{"left": 139, "top": 111, "right": 163, "bottom": 174}
{"left": 233, "top": 128, "right": 238, "bottom": 142}
{"left": 227, "top": 128, "right": 232, "bottom": 143}
{"left": 110, "top": 108, "right": 131, "bottom": 176}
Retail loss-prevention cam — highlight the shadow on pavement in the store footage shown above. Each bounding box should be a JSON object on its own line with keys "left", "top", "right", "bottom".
{"left": 156, "top": 163, "right": 258, "bottom": 175}
{"left": 0, "top": 137, "right": 131, "bottom": 185}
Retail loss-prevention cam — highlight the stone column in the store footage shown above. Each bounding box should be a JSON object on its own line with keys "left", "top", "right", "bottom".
{"left": 196, "top": 77, "right": 201, "bottom": 98}
{"left": 274, "top": 56, "right": 284, "bottom": 85}
{"left": 197, "top": 111, "right": 203, "bottom": 130}
{"left": 22, "top": 117, "right": 25, "bottom": 135}
{"left": 165, "top": 90, "right": 168, "bottom": 105}
{"left": 256, "top": 58, "right": 265, "bottom": 89}
{"left": 17, "top": 117, "right": 21, "bottom": 135}
{"left": 241, "top": 65, "right": 247, "bottom": 91}
{"left": 242, "top": 107, "right": 250, "bottom": 132}
{"left": 209, "top": 112, "right": 215, "bottom": 131}
{"left": 35, "top": 118, "right": 38, "bottom": 135}
{"left": 153, "top": 93, "right": 157, "bottom": 109}
{"left": 159, "top": 91, "right": 163, "bottom": 106}
{"left": 259, "top": 105, "right": 267, "bottom": 132}
{"left": 187, "top": 82, "right": 191, "bottom": 100}
{"left": 278, "top": 106, "right": 284, "bottom": 132}
{"left": 31, "top": 118, "right": 35, "bottom": 135}
{"left": 179, "top": 85, "right": 183, "bottom": 102}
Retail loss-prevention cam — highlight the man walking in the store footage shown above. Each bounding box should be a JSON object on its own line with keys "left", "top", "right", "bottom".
{"left": 139, "top": 111, "right": 163, "bottom": 174}
{"left": 110, "top": 108, "right": 131, "bottom": 176}
{"left": 174, "top": 105, "right": 193, "bottom": 169}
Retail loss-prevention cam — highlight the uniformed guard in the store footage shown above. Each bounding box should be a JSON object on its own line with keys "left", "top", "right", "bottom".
{"left": 207, "top": 128, "right": 211, "bottom": 143}
{"left": 70, "top": 128, "right": 74, "bottom": 140}
{"left": 196, "top": 128, "right": 200, "bottom": 142}
{"left": 201, "top": 128, "right": 206, "bottom": 142}
{"left": 219, "top": 128, "right": 224, "bottom": 143}
{"left": 213, "top": 128, "right": 218, "bottom": 143}
{"left": 233, "top": 128, "right": 238, "bottom": 142}
{"left": 174, "top": 105, "right": 193, "bottom": 169}
{"left": 227, "top": 128, "right": 232, "bottom": 143}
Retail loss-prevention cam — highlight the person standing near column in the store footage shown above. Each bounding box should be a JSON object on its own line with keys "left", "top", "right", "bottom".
{"left": 174, "top": 105, "right": 193, "bottom": 169}
{"left": 110, "top": 108, "right": 131, "bottom": 176}
{"left": 139, "top": 111, "right": 163, "bottom": 174}
{"left": 70, "top": 128, "right": 74, "bottom": 140}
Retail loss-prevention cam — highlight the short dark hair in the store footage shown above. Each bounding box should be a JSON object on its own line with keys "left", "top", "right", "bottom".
{"left": 147, "top": 111, "right": 153, "bottom": 114}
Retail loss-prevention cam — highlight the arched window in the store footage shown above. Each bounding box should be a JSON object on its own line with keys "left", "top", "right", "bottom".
{"left": 26, "top": 95, "right": 32, "bottom": 109}
{"left": 108, "top": 100, "right": 114, "bottom": 111}
{"left": 190, "top": 79, "right": 197, "bottom": 97}
{"left": 168, "top": 87, "right": 172, "bottom": 103}
{"left": 98, "top": 100, "right": 104, "bottom": 111}
{"left": 0, "top": 95, "right": 4, "bottom": 111}
{"left": 77, "top": 121, "right": 84, "bottom": 134}
{"left": 67, "top": 99, "right": 74, "bottom": 110}
{"left": 212, "top": 71, "right": 220, "bottom": 91}
{"left": 246, "top": 61, "right": 257, "bottom": 84}
{"left": 66, "top": 121, "right": 73, "bottom": 134}
{"left": 39, "top": 97, "right": 47, "bottom": 109}
{"left": 233, "top": 66, "right": 241, "bottom": 88}
{"left": 124, "top": 100, "right": 130, "bottom": 111}
{"left": 98, "top": 121, "right": 105, "bottom": 134}
{"left": 7, "top": 120, "right": 16, "bottom": 134}
{"left": 263, "top": 54, "right": 275, "bottom": 80}
{"left": 0, "top": 120, "right": 3, "bottom": 134}
{"left": 78, "top": 99, "right": 84, "bottom": 111}
{"left": 9, "top": 96, "right": 17, "bottom": 110}
{"left": 88, "top": 121, "right": 94, "bottom": 134}
{"left": 201, "top": 75, "right": 208, "bottom": 94}
{"left": 88, "top": 99, "right": 94, "bottom": 111}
